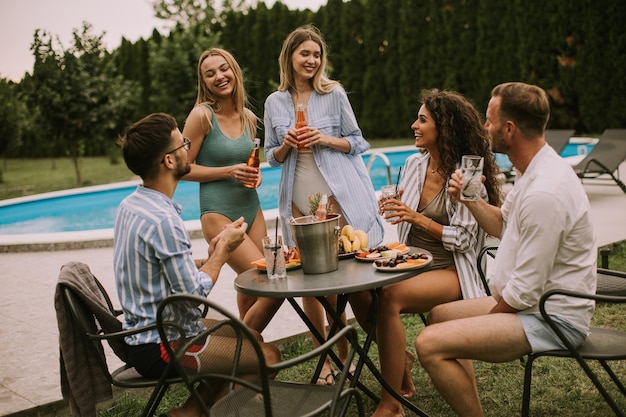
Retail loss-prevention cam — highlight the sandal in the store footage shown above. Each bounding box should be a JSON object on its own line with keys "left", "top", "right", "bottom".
{"left": 316, "top": 372, "right": 335, "bottom": 385}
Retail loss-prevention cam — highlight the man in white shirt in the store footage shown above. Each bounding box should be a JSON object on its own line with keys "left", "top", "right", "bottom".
{"left": 415, "top": 82, "right": 596, "bottom": 417}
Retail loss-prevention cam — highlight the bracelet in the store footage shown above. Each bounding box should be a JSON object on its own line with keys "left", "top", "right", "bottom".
{"left": 423, "top": 218, "right": 433, "bottom": 232}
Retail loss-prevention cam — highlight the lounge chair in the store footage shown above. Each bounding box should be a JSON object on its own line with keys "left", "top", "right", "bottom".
{"left": 545, "top": 129, "right": 575, "bottom": 154}
{"left": 573, "top": 129, "right": 626, "bottom": 193}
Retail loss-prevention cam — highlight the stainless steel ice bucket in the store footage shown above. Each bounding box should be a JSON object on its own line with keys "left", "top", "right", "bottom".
{"left": 289, "top": 214, "right": 341, "bottom": 274}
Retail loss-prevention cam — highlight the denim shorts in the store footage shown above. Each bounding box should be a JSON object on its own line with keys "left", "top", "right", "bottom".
{"left": 518, "top": 313, "right": 586, "bottom": 353}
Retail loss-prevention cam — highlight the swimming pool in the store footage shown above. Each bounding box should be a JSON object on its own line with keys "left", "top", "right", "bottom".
{"left": 0, "top": 141, "right": 595, "bottom": 236}
{"left": 0, "top": 147, "right": 412, "bottom": 235}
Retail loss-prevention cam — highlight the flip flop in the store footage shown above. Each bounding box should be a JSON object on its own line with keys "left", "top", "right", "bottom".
{"left": 316, "top": 372, "right": 335, "bottom": 385}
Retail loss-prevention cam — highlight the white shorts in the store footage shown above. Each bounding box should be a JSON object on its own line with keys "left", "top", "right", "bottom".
{"left": 518, "top": 313, "right": 586, "bottom": 353}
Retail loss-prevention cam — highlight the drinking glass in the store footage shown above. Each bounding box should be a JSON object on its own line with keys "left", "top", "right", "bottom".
{"left": 460, "top": 155, "right": 484, "bottom": 201}
{"left": 380, "top": 185, "right": 399, "bottom": 222}
{"left": 262, "top": 236, "right": 287, "bottom": 280}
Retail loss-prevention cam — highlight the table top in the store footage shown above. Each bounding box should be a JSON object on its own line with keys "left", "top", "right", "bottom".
{"left": 234, "top": 252, "right": 432, "bottom": 298}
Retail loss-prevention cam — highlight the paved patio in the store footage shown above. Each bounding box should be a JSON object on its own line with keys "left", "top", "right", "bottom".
{"left": 1, "top": 167, "right": 625, "bottom": 417}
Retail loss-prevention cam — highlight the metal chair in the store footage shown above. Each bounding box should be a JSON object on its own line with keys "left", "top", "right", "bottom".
{"left": 522, "top": 289, "right": 626, "bottom": 416}
{"left": 597, "top": 268, "right": 626, "bottom": 296}
{"left": 157, "top": 293, "right": 364, "bottom": 417}
{"left": 56, "top": 261, "right": 183, "bottom": 417}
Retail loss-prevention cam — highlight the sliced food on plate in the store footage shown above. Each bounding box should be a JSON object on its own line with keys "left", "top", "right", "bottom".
{"left": 354, "top": 241, "right": 410, "bottom": 260}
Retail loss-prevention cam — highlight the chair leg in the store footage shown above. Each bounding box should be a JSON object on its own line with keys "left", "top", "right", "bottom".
{"left": 141, "top": 382, "right": 170, "bottom": 417}
{"left": 574, "top": 358, "right": 626, "bottom": 417}
{"left": 599, "top": 360, "right": 626, "bottom": 396}
{"left": 521, "top": 354, "right": 537, "bottom": 417}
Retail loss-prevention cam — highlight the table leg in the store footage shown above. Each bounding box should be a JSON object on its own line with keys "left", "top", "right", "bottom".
{"left": 286, "top": 297, "right": 343, "bottom": 384}
{"left": 332, "top": 289, "right": 432, "bottom": 417}
{"left": 287, "top": 293, "right": 431, "bottom": 417}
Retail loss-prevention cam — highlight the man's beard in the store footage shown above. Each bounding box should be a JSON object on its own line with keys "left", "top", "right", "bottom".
{"left": 490, "top": 128, "right": 509, "bottom": 154}
{"left": 174, "top": 153, "right": 191, "bottom": 179}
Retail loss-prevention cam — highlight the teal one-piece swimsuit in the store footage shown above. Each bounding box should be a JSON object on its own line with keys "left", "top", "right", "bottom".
{"left": 196, "top": 105, "right": 261, "bottom": 231}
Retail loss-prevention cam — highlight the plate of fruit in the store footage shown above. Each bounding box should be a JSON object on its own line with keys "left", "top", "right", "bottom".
{"left": 338, "top": 225, "right": 369, "bottom": 259}
{"left": 371, "top": 248, "right": 432, "bottom": 271}
{"left": 354, "top": 242, "right": 411, "bottom": 262}
{"left": 251, "top": 248, "right": 302, "bottom": 272}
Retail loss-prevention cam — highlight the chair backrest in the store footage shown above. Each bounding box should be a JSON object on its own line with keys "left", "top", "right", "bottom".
{"left": 62, "top": 286, "right": 118, "bottom": 383}
{"left": 574, "top": 129, "right": 626, "bottom": 174}
{"left": 477, "top": 245, "right": 497, "bottom": 296}
{"left": 545, "top": 129, "right": 575, "bottom": 154}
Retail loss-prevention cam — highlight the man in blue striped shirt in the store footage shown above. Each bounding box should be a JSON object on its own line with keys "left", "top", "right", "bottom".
{"left": 114, "top": 113, "right": 280, "bottom": 417}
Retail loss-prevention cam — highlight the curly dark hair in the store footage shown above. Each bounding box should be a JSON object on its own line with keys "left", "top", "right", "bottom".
{"left": 421, "top": 89, "right": 501, "bottom": 206}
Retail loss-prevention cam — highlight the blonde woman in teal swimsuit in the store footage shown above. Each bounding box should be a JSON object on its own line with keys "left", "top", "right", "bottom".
{"left": 183, "top": 48, "right": 283, "bottom": 333}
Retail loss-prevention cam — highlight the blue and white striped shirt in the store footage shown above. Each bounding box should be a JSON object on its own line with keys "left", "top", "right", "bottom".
{"left": 113, "top": 185, "right": 213, "bottom": 345}
{"left": 264, "top": 86, "right": 384, "bottom": 247}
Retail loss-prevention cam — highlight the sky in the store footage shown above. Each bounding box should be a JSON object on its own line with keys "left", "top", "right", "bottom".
{"left": 0, "top": 0, "right": 326, "bottom": 82}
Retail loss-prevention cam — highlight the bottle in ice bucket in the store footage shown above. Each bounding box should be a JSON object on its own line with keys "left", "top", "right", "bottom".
{"left": 244, "top": 138, "right": 261, "bottom": 189}
{"left": 295, "top": 103, "right": 308, "bottom": 151}
{"left": 314, "top": 193, "right": 328, "bottom": 221}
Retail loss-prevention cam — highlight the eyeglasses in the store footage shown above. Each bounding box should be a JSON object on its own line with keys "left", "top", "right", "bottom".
{"left": 162, "top": 137, "right": 191, "bottom": 162}
{"left": 165, "top": 137, "right": 191, "bottom": 155}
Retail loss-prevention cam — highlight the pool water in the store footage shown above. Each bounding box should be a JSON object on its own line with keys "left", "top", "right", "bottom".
{"left": 0, "top": 149, "right": 412, "bottom": 235}
{"left": 0, "top": 143, "right": 593, "bottom": 235}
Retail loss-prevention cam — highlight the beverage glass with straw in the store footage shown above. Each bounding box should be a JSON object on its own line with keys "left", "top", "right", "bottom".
{"left": 262, "top": 218, "right": 287, "bottom": 280}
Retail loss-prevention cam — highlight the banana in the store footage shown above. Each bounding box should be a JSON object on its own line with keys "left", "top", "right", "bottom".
{"left": 341, "top": 235, "right": 352, "bottom": 253}
{"left": 351, "top": 235, "right": 361, "bottom": 253}
{"left": 353, "top": 230, "right": 368, "bottom": 250}
{"left": 341, "top": 225, "right": 355, "bottom": 241}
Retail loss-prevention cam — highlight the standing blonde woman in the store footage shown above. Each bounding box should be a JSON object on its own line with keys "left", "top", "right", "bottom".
{"left": 183, "top": 48, "right": 283, "bottom": 332}
{"left": 264, "top": 26, "right": 384, "bottom": 384}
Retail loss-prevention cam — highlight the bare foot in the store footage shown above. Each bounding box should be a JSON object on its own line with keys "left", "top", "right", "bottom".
{"left": 400, "top": 351, "right": 416, "bottom": 399}
{"left": 371, "top": 405, "right": 406, "bottom": 417}
{"left": 316, "top": 361, "right": 335, "bottom": 385}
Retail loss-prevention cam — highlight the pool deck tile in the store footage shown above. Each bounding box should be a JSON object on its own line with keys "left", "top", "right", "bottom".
{"left": 1, "top": 164, "right": 626, "bottom": 416}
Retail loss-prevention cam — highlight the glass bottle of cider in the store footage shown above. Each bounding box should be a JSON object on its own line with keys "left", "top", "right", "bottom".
{"left": 295, "top": 103, "right": 308, "bottom": 151}
{"left": 244, "top": 138, "right": 261, "bottom": 189}
{"left": 314, "top": 193, "right": 328, "bottom": 221}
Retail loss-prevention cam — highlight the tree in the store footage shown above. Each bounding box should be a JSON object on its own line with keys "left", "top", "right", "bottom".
{"left": 0, "top": 78, "right": 25, "bottom": 171}
{"left": 30, "top": 23, "right": 138, "bottom": 185}
{"left": 148, "top": 25, "right": 217, "bottom": 124}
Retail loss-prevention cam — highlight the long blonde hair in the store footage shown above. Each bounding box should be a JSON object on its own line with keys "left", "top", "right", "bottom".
{"left": 278, "top": 25, "right": 339, "bottom": 94}
{"left": 195, "top": 48, "right": 256, "bottom": 137}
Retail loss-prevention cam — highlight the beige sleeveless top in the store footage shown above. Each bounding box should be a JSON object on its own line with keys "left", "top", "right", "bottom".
{"left": 407, "top": 186, "right": 454, "bottom": 270}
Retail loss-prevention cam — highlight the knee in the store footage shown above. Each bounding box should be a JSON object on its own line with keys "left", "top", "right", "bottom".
{"left": 414, "top": 326, "right": 439, "bottom": 368}
{"left": 378, "top": 287, "right": 401, "bottom": 315}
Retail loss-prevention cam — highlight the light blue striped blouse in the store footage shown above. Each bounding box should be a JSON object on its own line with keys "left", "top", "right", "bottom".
{"left": 397, "top": 152, "right": 488, "bottom": 299}
{"left": 264, "top": 86, "right": 384, "bottom": 247}
{"left": 113, "top": 186, "right": 213, "bottom": 345}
